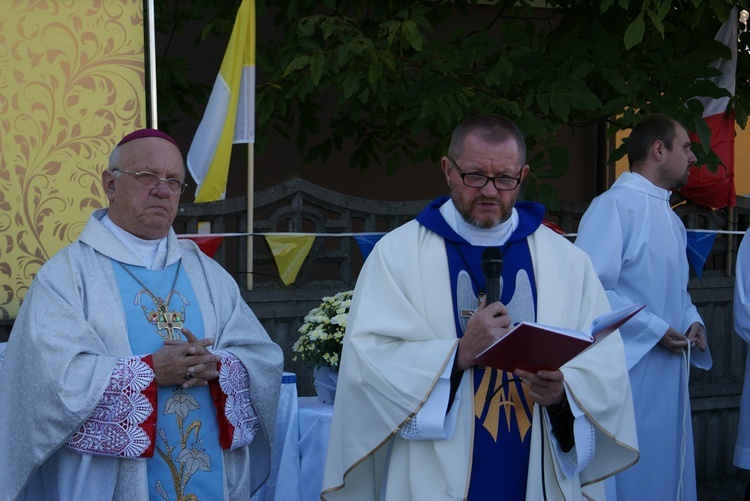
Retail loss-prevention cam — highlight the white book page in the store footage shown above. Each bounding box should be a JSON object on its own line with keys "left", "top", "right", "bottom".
{"left": 588, "top": 303, "right": 645, "bottom": 336}
{"left": 506, "top": 303, "right": 645, "bottom": 344}
{"left": 509, "top": 322, "right": 593, "bottom": 341}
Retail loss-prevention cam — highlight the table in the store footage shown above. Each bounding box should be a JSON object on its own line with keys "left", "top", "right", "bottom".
{"left": 297, "top": 397, "right": 334, "bottom": 501}
{"left": 253, "top": 379, "right": 334, "bottom": 501}
{"left": 253, "top": 372, "right": 300, "bottom": 501}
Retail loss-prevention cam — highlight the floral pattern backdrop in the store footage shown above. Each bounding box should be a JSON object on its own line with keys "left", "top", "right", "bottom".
{"left": 0, "top": 0, "right": 146, "bottom": 319}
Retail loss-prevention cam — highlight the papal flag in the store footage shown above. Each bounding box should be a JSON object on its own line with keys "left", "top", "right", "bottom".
{"left": 187, "top": 0, "right": 255, "bottom": 202}
{"left": 681, "top": 6, "right": 738, "bottom": 209}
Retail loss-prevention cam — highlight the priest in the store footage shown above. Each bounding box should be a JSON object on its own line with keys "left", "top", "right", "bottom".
{"left": 0, "top": 129, "right": 283, "bottom": 500}
{"left": 322, "top": 114, "right": 639, "bottom": 500}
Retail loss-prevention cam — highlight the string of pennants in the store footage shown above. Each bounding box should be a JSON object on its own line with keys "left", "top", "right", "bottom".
{"left": 177, "top": 229, "right": 741, "bottom": 285}
{"left": 178, "top": 232, "right": 386, "bottom": 285}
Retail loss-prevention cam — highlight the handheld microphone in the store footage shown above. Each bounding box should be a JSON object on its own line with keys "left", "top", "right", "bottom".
{"left": 481, "top": 247, "right": 503, "bottom": 304}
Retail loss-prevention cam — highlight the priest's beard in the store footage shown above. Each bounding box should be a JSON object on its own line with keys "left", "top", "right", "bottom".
{"left": 452, "top": 193, "right": 512, "bottom": 229}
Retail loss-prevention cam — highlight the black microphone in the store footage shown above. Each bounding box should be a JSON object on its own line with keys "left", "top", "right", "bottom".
{"left": 481, "top": 247, "right": 503, "bottom": 304}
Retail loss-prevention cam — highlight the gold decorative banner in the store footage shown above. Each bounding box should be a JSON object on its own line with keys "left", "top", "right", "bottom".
{"left": 265, "top": 235, "right": 315, "bottom": 286}
{"left": 0, "top": 0, "right": 147, "bottom": 319}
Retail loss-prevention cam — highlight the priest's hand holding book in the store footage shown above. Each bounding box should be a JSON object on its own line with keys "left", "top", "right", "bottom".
{"left": 458, "top": 301, "right": 645, "bottom": 408}
{"left": 472, "top": 303, "right": 645, "bottom": 374}
{"left": 454, "top": 297, "right": 567, "bottom": 408}
{"left": 454, "top": 297, "right": 512, "bottom": 372}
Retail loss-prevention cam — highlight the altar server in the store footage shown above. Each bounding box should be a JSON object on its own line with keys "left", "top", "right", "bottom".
{"left": 576, "top": 113, "right": 711, "bottom": 500}
{"left": 733, "top": 227, "right": 750, "bottom": 498}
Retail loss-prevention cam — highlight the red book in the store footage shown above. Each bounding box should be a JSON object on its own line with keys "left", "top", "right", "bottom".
{"left": 473, "top": 304, "right": 645, "bottom": 373}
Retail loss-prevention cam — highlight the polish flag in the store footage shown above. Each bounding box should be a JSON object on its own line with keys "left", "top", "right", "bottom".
{"left": 681, "top": 7, "right": 738, "bottom": 209}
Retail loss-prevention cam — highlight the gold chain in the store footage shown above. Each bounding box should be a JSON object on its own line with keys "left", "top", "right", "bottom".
{"left": 118, "top": 260, "right": 184, "bottom": 340}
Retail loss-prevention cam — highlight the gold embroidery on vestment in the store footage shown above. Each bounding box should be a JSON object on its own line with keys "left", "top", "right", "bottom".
{"left": 474, "top": 368, "right": 533, "bottom": 442}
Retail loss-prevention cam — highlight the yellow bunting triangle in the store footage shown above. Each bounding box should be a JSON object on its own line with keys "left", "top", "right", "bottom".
{"left": 265, "top": 235, "right": 315, "bottom": 285}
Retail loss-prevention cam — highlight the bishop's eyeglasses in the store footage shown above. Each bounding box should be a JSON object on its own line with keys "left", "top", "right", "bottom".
{"left": 447, "top": 156, "right": 522, "bottom": 191}
{"left": 112, "top": 168, "right": 188, "bottom": 195}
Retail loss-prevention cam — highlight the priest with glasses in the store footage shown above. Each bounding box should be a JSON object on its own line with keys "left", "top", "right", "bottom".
{"left": 0, "top": 129, "right": 283, "bottom": 500}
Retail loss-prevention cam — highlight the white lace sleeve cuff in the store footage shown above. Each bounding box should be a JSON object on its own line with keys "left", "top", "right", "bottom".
{"left": 546, "top": 392, "right": 596, "bottom": 478}
{"left": 214, "top": 350, "right": 260, "bottom": 451}
{"left": 399, "top": 351, "right": 461, "bottom": 441}
{"left": 66, "top": 356, "right": 156, "bottom": 457}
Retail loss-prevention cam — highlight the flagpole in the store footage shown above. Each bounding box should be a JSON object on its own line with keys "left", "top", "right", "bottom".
{"left": 247, "top": 144, "right": 254, "bottom": 290}
{"left": 246, "top": 0, "right": 255, "bottom": 290}
{"left": 728, "top": 206, "right": 735, "bottom": 277}
{"left": 185, "top": 0, "right": 255, "bottom": 288}
{"left": 146, "top": 0, "right": 158, "bottom": 128}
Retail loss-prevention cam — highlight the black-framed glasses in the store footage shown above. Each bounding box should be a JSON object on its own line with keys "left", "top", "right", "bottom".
{"left": 447, "top": 156, "right": 522, "bottom": 191}
{"left": 112, "top": 168, "right": 188, "bottom": 195}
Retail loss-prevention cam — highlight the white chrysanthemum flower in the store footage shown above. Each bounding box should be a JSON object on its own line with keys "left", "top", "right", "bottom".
{"left": 293, "top": 290, "right": 353, "bottom": 368}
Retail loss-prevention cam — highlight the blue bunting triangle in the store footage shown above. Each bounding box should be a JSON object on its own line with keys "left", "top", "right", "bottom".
{"left": 685, "top": 230, "right": 717, "bottom": 279}
{"left": 353, "top": 234, "right": 385, "bottom": 261}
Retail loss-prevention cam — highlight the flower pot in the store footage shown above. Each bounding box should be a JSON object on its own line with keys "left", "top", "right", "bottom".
{"left": 313, "top": 365, "right": 338, "bottom": 404}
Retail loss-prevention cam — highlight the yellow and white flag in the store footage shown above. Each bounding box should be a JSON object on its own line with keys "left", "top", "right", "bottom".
{"left": 187, "top": 0, "right": 255, "bottom": 202}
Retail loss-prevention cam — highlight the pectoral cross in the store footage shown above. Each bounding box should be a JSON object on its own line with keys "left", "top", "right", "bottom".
{"left": 156, "top": 307, "right": 184, "bottom": 341}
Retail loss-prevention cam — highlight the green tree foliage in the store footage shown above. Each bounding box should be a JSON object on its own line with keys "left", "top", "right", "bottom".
{"left": 155, "top": 0, "right": 749, "bottom": 206}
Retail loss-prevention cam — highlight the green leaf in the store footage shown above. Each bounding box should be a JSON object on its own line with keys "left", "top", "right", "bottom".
{"left": 602, "top": 69, "right": 628, "bottom": 95}
{"left": 693, "top": 118, "right": 713, "bottom": 154}
{"left": 401, "top": 20, "right": 423, "bottom": 51}
{"left": 310, "top": 53, "right": 325, "bottom": 86}
{"left": 321, "top": 18, "right": 336, "bottom": 40}
{"left": 368, "top": 59, "right": 383, "bottom": 84}
{"left": 570, "top": 63, "right": 595, "bottom": 80}
{"left": 646, "top": 9, "right": 665, "bottom": 37}
{"left": 550, "top": 95, "right": 571, "bottom": 121}
{"left": 656, "top": 0, "right": 671, "bottom": 21}
{"left": 736, "top": 100, "right": 749, "bottom": 129}
{"left": 624, "top": 17, "right": 645, "bottom": 50}
{"left": 284, "top": 55, "right": 310, "bottom": 75}
{"left": 536, "top": 94, "right": 550, "bottom": 115}
{"left": 298, "top": 16, "right": 316, "bottom": 38}
{"left": 342, "top": 72, "right": 360, "bottom": 99}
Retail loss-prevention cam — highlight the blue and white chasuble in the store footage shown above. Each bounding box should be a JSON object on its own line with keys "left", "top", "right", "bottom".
{"left": 114, "top": 261, "right": 225, "bottom": 501}
{"left": 417, "top": 198, "right": 544, "bottom": 500}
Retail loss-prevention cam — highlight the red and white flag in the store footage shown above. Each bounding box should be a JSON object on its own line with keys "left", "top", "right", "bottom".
{"left": 681, "top": 6, "right": 738, "bottom": 209}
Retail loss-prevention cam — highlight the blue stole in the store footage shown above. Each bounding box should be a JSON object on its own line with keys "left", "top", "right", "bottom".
{"left": 417, "top": 198, "right": 544, "bottom": 500}
{"left": 113, "top": 260, "right": 224, "bottom": 501}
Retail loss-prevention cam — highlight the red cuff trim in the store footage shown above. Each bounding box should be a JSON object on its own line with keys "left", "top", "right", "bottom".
{"left": 210, "top": 360, "right": 235, "bottom": 449}
{"left": 140, "top": 354, "right": 158, "bottom": 458}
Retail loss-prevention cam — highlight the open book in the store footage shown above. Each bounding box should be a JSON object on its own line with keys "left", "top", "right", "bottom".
{"left": 473, "top": 303, "right": 645, "bottom": 373}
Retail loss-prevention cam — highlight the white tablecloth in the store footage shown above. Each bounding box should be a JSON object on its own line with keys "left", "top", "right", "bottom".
{"left": 298, "top": 397, "right": 334, "bottom": 501}
{"left": 252, "top": 378, "right": 334, "bottom": 501}
{"left": 253, "top": 372, "right": 300, "bottom": 501}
